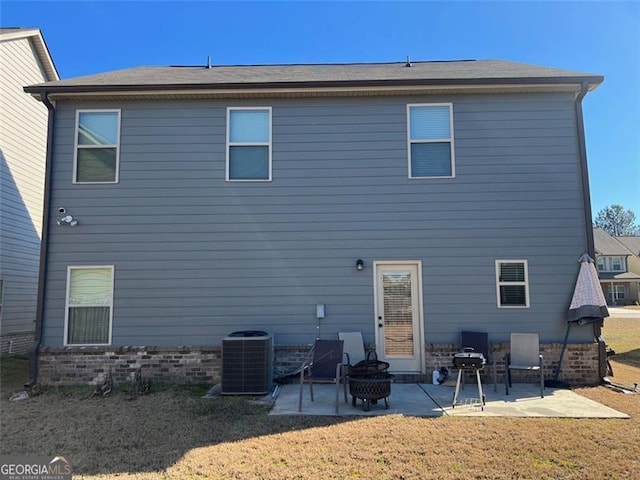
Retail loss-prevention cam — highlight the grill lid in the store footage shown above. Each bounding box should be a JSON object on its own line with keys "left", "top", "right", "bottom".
{"left": 452, "top": 352, "right": 486, "bottom": 369}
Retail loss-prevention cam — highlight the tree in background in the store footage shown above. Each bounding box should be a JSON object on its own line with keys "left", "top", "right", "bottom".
{"left": 594, "top": 205, "right": 640, "bottom": 236}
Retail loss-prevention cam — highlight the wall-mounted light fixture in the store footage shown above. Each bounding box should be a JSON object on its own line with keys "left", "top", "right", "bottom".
{"left": 56, "top": 207, "right": 78, "bottom": 226}
{"left": 356, "top": 259, "right": 364, "bottom": 271}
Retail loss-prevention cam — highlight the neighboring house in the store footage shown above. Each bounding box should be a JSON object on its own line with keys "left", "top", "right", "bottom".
{"left": 24, "top": 59, "right": 605, "bottom": 385}
{"left": 594, "top": 227, "right": 640, "bottom": 305}
{"left": 617, "top": 236, "right": 640, "bottom": 302}
{"left": 0, "top": 28, "right": 59, "bottom": 354}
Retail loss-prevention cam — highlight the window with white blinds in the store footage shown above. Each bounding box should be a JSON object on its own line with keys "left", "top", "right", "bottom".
{"left": 227, "top": 107, "right": 272, "bottom": 181}
{"left": 382, "top": 272, "right": 414, "bottom": 356}
{"left": 495, "top": 260, "right": 530, "bottom": 308}
{"left": 407, "top": 103, "right": 455, "bottom": 178}
{"left": 65, "top": 266, "right": 114, "bottom": 345}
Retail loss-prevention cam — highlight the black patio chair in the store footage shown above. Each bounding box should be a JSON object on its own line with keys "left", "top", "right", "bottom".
{"left": 298, "top": 339, "right": 346, "bottom": 413}
{"left": 460, "top": 331, "right": 496, "bottom": 392}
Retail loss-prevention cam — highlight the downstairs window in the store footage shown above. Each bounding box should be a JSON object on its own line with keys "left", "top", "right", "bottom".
{"left": 65, "top": 266, "right": 114, "bottom": 345}
{"left": 495, "top": 260, "right": 530, "bottom": 308}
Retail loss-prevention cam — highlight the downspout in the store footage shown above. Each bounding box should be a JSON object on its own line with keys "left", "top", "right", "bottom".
{"left": 26, "top": 91, "right": 55, "bottom": 387}
{"left": 575, "top": 81, "right": 594, "bottom": 259}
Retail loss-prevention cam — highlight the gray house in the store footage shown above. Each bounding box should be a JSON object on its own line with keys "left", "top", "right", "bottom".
{"left": 24, "top": 59, "right": 604, "bottom": 385}
{"left": 0, "top": 28, "right": 59, "bottom": 354}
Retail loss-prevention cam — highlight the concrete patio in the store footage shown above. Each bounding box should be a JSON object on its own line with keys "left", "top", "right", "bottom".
{"left": 269, "top": 382, "right": 630, "bottom": 418}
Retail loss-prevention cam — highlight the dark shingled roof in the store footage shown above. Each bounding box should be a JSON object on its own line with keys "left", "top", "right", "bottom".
{"left": 24, "top": 59, "right": 603, "bottom": 94}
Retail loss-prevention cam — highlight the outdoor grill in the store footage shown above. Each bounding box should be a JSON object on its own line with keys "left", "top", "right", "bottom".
{"left": 347, "top": 360, "right": 392, "bottom": 411}
{"left": 452, "top": 351, "right": 486, "bottom": 370}
{"left": 452, "top": 350, "right": 486, "bottom": 410}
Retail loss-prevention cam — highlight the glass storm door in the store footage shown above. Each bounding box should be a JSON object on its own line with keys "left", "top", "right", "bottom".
{"left": 374, "top": 262, "right": 423, "bottom": 373}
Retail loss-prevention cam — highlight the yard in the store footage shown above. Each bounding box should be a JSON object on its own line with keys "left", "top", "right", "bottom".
{"left": 0, "top": 317, "right": 638, "bottom": 479}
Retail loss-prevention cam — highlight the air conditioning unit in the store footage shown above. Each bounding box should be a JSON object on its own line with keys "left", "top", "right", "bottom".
{"left": 221, "top": 331, "right": 273, "bottom": 395}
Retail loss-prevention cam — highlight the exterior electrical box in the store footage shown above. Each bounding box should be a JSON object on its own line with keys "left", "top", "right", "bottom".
{"left": 221, "top": 331, "right": 273, "bottom": 395}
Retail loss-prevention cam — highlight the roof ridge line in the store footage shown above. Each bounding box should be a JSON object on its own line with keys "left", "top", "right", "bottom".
{"left": 166, "top": 59, "right": 481, "bottom": 68}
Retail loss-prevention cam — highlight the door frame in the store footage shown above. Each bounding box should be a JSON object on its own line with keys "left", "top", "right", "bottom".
{"left": 373, "top": 260, "right": 425, "bottom": 374}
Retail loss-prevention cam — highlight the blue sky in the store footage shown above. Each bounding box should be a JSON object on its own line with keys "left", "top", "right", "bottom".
{"left": 3, "top": 0, "right": 639, "bottom": 217}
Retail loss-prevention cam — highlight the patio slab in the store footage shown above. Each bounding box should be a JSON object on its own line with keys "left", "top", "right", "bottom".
{"left": 269, "top": 382, "right": 629, "bottom": 418}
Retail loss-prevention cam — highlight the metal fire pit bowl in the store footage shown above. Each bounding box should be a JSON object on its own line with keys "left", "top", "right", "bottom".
{"left": 348, "top": 373, "right": 394, "bottom": 411}
{"left": 349, "top": 359, "right": 390, "bottom": 376}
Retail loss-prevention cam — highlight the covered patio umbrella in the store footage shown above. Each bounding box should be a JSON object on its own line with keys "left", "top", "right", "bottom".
{"left": 554, "top": 254, "right": 609, "bottom": 382}
{"left": 567, "top": 254, "right": 609, "bottom": 324}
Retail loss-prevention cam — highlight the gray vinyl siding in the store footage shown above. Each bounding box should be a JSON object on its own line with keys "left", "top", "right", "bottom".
{"left": 0, "top": 36, "right": 48, "bottom": 336}
{"left": 41, "top": 92, "right": 591, "bottom": 347}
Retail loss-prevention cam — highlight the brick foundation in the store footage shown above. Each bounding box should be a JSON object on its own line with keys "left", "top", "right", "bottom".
{"left": 36, "top": 341, "right": 600, "bottom": 386}
{"left": 0, "top": 331, "right": 35, "bottom": 355}
{"left": 36, "top": 344, "right": 320, "bottom": 386}
{"left": 273, "top": 344, "right": 312, "bottom": 379}
{"left": 37, "top": 346, "right": 222, "bottom": 385}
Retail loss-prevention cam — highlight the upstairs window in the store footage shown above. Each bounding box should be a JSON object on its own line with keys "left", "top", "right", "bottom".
{"left": 65, "top": 266, "right": 114, "bottom": 346}
{"left": 407, "top": 103, "right": 455, "bottom": 178}
{"left": 611, "top": 256, "right": 623, "bottom": 271}
{"left": 227, "top": 107, "right": 272, "bottom": 181}
{"left": 495, "top": 260, "right": 530, "bottom": 308}
{"left": 74, "top": 110, "right": 121, "bottom": 183}
{"left": 597, "top": 256, "right": 626, "bottom": 272}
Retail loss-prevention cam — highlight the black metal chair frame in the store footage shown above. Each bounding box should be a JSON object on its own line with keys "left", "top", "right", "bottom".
{"left": 460, "top": 331, "right": 497, "bottom": 392}
{"left": 298, "top": 339, "right": 346, "bottom": 414}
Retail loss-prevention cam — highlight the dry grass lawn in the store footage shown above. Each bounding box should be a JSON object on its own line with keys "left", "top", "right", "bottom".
{"left": 602, "top": 315, "right": 640, "bottom": 365}
{"left": 0, "top": 316, "right": 638, "bottom": 479}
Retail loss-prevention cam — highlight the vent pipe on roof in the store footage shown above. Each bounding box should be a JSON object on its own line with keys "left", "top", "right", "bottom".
{"left": 207, "top": 56, "right": 211, "bottom": 69}
{"left": 405, "top": 55, "right": 412, "bottom": 67}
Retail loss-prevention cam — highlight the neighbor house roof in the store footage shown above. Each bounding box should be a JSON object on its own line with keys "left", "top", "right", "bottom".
{"left": 593, "top": 227, "right": 634, "bottom": 256}
{"left": 598, "top": 272, "right": 640, "bottom": 281}
{"left": 23, "top": 59, "right": 603, "bottom": 101}
{"left": 0, "top": 27, "right": 59, "bottom": 81}
{"left": 616, "top": 237, "right": 640, "bottom": 256}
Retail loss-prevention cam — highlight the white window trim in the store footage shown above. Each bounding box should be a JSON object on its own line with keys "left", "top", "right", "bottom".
{"left": 64, "top": 265, "right": 114, "bottom": 346}
{"left": 598, "top": 256, "right": 627, "bottom": 272}
{"left": 495, "top": 259, "right": 530, "bottom": 309}
{"left": 372, "top": 260, "right": 425, "bottom": 373}
{"left": 609, "top": 284, "right": 626, "bottom": 300}
{"left": 73, "top": 109, "right": 121, "bottom": 184}
{"left": 226, "top": 106, "right": 272, "bottom": 182}
{"left": 406, "top": 103, "right": 455, "bottom": 179}
{"left": 611, "top": 256, "right": 623, "bottom": 271}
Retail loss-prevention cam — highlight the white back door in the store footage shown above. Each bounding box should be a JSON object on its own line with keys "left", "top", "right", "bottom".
{"left": 374, "top": 262, "right": 424, "bottom": 373}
